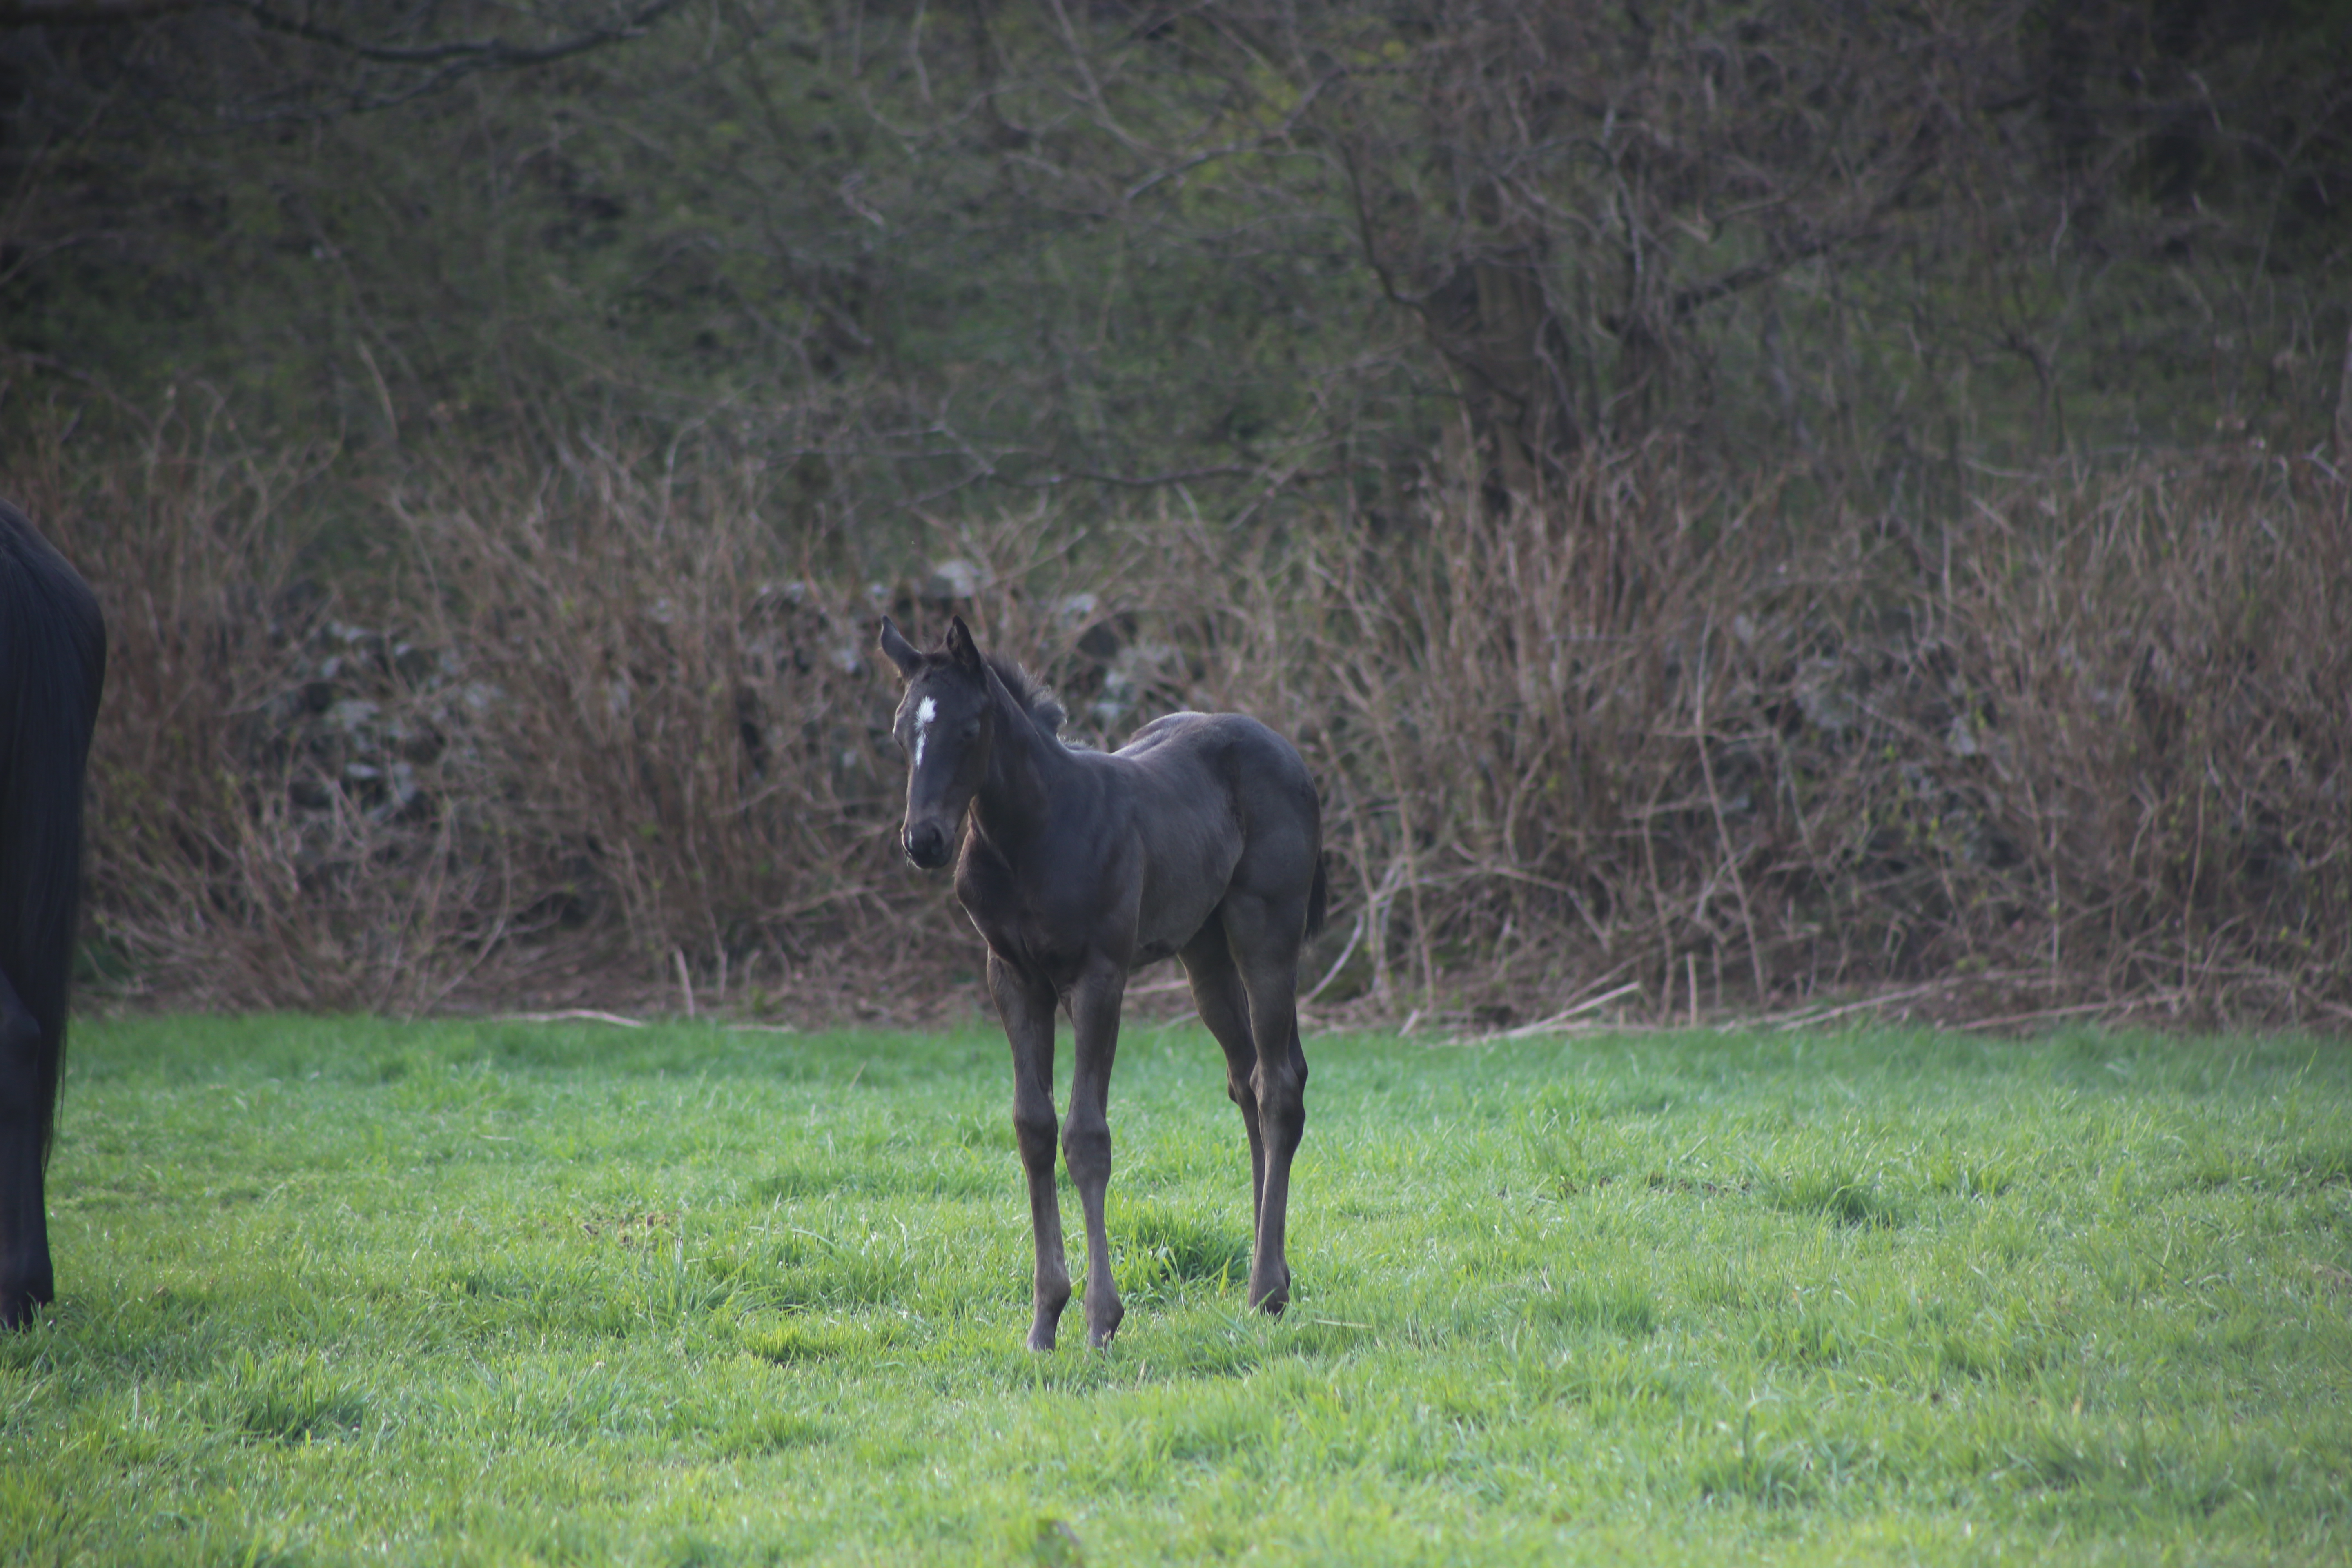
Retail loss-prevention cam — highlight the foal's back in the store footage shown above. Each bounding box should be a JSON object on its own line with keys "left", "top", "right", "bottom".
{"left": 1107, "top": 711, "right": 1320, "bottom": 830}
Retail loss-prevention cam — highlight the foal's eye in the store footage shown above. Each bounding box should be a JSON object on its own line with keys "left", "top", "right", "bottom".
{"left": 961, "top": 719, "right": 982, "bottom": 739}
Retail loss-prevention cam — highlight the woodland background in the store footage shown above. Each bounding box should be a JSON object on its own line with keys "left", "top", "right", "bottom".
{"left": 2, "top": 0, "right": 2348, "bottom": 1028}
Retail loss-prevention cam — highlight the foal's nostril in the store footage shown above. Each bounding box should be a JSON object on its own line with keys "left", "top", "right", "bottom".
{"left": 904, "top": 822, "right": 949, "bottom": 867}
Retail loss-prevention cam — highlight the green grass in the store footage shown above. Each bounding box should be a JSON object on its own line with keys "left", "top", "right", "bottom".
{"left": 5, "top": 1016, "right": 2349, "bottom": 1565}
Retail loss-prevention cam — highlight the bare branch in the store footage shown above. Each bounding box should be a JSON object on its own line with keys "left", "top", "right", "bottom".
{"left": 0, "top": 0, "right": 207, "bottom": 23}
{"left": 233, "top": 0, "right": 688, "bottom": 70}
{"left": 0, "top": 0, "right": 688, "bottom": 95}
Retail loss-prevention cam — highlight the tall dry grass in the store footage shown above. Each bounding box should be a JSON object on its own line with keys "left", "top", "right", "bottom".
{"left": 1212, "top": 445, "right": 2352, "bottom": 1027}
{"left": 13, "top": 399, "right": 2348, "bottom": 1026}
{"left": 1946, "top": 456, "right": 2352, "bottom": 1013}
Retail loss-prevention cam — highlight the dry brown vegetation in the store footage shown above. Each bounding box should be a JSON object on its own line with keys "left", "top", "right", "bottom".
{"left": 22, "top": 396, "right": 2347, "bottom": 1030}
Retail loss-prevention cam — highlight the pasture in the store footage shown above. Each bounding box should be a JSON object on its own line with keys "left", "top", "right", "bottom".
{"left": 3, "top": 1014, "right": 2347, "bottom": 1565}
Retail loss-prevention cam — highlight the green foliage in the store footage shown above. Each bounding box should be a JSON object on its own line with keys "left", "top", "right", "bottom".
{"left": 5, "top": 1, "right": 2347, "bottom": 540}
{"left": 4, "top": 1015, "right": 2348, "bottom": 1562}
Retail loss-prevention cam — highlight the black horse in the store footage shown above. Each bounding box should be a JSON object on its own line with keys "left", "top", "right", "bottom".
{"left": 0, "top": 501, "right": 105, "bottom": 1330}
{"left": 880, "top": 616, "right": 1325, "bottom": 1350}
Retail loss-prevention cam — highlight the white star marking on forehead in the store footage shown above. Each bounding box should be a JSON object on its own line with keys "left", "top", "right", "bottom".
{"left": 914, "top": 696, "right": 937, "bottom": 766}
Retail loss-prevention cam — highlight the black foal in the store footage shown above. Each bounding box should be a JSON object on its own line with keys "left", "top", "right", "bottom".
{"left": 881, "top": 616, "right": 1323, "bottom": 1349}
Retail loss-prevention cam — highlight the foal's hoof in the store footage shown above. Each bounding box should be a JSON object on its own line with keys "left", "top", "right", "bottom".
{"left": 1086, "top": 1299, "right": 1125, "bottom": 1350}
{"left": 1248, "top": 1267, "right": 1292, "bottom": 1316}
{"left": 1027, "top": 1278, "right": 1072, "bottom": 1350}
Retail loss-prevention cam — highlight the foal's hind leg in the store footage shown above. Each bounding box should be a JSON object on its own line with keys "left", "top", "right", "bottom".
{"left": 1180, "top": 924, "right": 1269, "bottom": 1241}
{"left": 989, "top": 955, "right": 1071, "bottom": 1350}
{"left": 1197, "top": 899, "right": 1310, "bottom": 1315}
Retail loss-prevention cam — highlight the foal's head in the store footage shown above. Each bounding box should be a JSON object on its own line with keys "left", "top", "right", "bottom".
{"left": 878, "top": 615, "right": 999, "bottom": 869}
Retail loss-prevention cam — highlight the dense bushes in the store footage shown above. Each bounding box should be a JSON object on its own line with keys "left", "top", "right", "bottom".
{"left": 23, "top": 401, "right": 2346, "bottom": 1025}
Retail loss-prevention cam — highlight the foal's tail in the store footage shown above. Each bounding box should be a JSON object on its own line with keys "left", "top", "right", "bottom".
{"left": 1304, "top": 855, "right": 1329, "bottom": 942}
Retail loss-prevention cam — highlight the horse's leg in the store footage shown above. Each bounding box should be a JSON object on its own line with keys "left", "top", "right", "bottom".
{"left": 989, "top": 953, "right": 1070, "bottom": 1351}
{"left": 0, "top": 970, "right": 53, "bottom": 1328}
{"left": 1220, "top": 893, "right": 1310, "bottom": 1316}
{"left": 1062, "top": 961, "right": 1127, "bottom": 1348}
{"left": 1179, "top": 924, "right": 1268, "bottom": 1239}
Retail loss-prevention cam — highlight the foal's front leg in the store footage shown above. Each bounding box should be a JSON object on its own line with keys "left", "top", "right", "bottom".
{"left": 1063, "top": 961, "right": 1127, "bottom": 1348}
{"left": 989, "top": 955, "right": 1069, "bottom": 1351}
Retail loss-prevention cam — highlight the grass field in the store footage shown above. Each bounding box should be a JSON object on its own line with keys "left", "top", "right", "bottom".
{"left": 3, "top": 1013, "right": 2348, "bottom": 1565}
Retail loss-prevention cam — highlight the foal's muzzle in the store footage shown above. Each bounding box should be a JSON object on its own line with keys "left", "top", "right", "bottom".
{"left": 903, "top": 820, "right": 952, "bottom": 869}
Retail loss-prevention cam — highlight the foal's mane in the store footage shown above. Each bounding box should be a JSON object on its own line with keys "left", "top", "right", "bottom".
{"left": 985, "top": 652, "right": 1067, "bottom": 740}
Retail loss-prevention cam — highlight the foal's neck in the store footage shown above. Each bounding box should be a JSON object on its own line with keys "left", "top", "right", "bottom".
{"left": 969, "top": 678, "right": 1074, "bottom": 858}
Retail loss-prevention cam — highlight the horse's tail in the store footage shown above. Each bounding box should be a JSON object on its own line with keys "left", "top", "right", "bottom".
{"left": 0, "top": 502, "right": 107, "bottom": 1169}
{"left": 1304, "top": 854, "right": 1329, "bottom": 942}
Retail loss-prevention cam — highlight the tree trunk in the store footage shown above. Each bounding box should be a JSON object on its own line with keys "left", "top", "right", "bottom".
{"left": 1423, "top": 248, "right": 1581, "bottom": 511}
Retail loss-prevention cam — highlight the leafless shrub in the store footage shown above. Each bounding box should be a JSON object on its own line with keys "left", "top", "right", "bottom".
{"left": 7, "top": 398, "right": 461, "bottom": 1009}
{"left": 386, "top": 439, "right": 924, "bottom": 999}
{"left": 1944, "top": 454, "right": 2352, "bottom": 1020}
{"left": 1064, "top": 442, "right": 2352, "bottom": 1028}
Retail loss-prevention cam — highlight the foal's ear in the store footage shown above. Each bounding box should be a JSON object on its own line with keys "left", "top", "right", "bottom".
{"left": 878, "top": 617, "right": 924, "bottom": 678}
{"left": 945, "top": 615, "right": 985, "bottom": 675}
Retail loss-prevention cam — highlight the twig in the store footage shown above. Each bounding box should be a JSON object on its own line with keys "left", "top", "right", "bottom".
{"left": 1694, "top": 617, "right": 1768, "bottom": 998}
{"left": 1498, "top": 980, "right": 1646, "bottom": 1038}
{"left": 1951, "top": 997, "right": 2174, "bottom": 1033}
{"left": 1753, "top": 979, "right": 1961, "bottom": 1031}
{"left": 2301, "top": 991, "right": 2352, "bottom": 1025}
{"left": 490, "top": 1009, "right": 646, "bottom": 1028}
{"left": 1301, "top": 913, "right": 1365, "bottom": 1004}
{"left": 1122, "top": 68, "right": 1342, "bottom": 202}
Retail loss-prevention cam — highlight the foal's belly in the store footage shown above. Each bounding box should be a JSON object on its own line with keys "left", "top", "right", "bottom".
{"left": 1126, "top": 879, "right": 1226, "bottom": 971}
{"left": 971, "top": 882, "right": 1214, "bottom": 983}
{"left": 1128, "top": 935, "right": 1186, "bottom": 970}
